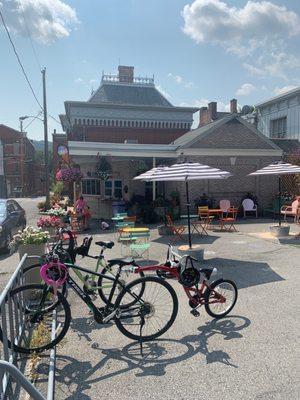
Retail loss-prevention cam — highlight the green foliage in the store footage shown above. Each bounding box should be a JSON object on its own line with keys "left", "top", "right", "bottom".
{"left": 51, "top": 181, "right": 64, "bottom": 196}
{"left": 12, "top": 226, "right": 50, "bottom": 246}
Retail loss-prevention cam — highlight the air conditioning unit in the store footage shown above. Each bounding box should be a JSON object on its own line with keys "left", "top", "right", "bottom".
{"left": 124, "top": 139, "right": 138, "bottom": 144}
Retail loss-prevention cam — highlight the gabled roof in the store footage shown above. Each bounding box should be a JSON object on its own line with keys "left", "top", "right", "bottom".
{"left": 88, "top": 82, "right": 173, "bottom": 107}
{"left": 174, "top": 114, "right": 281, "bottom": 151}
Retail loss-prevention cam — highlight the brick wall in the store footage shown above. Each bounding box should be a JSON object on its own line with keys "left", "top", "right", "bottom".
{"left": 165, "top": 155, "right": 278, "bottom": 212}
{"left": 68, "top": 127, "right": 187, "bottom": 144}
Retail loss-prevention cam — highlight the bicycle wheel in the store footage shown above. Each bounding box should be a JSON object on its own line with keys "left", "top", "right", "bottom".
{"left": 97, "top": 265, "right": 144, "bottom": 306}
{"left": 23, "top": 263, "right": 67, "bottom": 299}
{"left": 204, "top": 279, "right": 238, "bottom": 318}
{"left": 0, "top": 284, "right": 71, "bottom": 354}
{"left": 114, "top": 276, "right": 178, "bottom": 342}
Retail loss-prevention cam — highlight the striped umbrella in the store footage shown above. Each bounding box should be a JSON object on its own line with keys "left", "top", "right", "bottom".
{"left": 249, "top": 161, "right": 300, "bottom": 226}
{"left": 135, "top": 162, "right": 232, "bottom": 248}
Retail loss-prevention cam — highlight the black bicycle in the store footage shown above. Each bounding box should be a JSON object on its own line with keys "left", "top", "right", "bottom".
{"left": 0, "top": 243, "right": 178, "bottom": 354}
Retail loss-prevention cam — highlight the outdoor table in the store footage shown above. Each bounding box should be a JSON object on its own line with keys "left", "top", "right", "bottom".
{"left": 111, "top": 216, "right": 125, "bottom": 221}
{"left": 122, "top": 227, "right": 149, "bottom": 233}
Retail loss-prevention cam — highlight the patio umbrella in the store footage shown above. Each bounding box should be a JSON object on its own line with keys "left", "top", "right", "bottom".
{"left": 135, "top": 162, "right": 232, "bottom": 248}
{"left": 249, "top": 161, "right": 300, "bottom": 226}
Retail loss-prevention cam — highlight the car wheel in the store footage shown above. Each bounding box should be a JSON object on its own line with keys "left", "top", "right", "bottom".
{"left": 3, "top": 232, "right": 12, "bottom": 254}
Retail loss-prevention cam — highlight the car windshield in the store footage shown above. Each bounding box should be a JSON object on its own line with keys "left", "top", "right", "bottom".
{"left": 0, "top": 203, "right": 6, "bottom": 217}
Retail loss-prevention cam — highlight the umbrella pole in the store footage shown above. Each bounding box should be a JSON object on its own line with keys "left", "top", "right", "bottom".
{"left": 185, "top": 180, "right": 192, "bottom": 248}
{"left": 278, "top": 176, "right": 282, "bottom": 227}
{"left": 163, "top": 182, "right": 167, "bottom": 226}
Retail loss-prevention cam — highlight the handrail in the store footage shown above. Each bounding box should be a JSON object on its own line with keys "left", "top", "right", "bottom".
{"left": 0, "top": 254, "right": 55, "bottom": 400}
{"left": 0, "top": 361, "right": 45, "bottom": 400}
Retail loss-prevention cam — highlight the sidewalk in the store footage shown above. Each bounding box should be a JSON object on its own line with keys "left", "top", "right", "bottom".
{"left": 31, "top": 220, "right": 300, "bottom": 400}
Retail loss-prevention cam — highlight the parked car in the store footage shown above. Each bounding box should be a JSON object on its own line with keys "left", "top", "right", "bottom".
{"left": 0, "top": 199, "right": 26, "bottom": 253}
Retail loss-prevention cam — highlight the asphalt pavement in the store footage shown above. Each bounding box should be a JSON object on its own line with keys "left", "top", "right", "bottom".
{"left": 0, "top": 200, "right": 299, "bottom": 399}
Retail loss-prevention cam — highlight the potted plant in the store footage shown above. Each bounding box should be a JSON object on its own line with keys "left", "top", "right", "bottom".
{"left": 12, "top": 227, "right": 50, "bottom": 283}
{"left": 37, "top": 215, "right": 62, "bottom": 236}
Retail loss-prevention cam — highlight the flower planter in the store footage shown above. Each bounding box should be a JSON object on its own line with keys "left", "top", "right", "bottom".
{"left": 269, "top": 225, "right": 290, "bottom": 238}
{"left": 19, "top": 243, "right": 46, "bottom": 284}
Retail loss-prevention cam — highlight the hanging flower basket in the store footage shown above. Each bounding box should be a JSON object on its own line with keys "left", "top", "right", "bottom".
{"left": 95, "top": 156, "right": 112, "bottom": 181}
{"left": 56, "top": 168, "right": 83, "bottom": 183}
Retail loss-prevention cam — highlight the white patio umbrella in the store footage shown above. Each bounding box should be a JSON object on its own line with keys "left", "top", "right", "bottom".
{"left": 134, "top": 162, "right": 232, "bottom": 248}
{"left": 249, "top": 161, "right": 300, "bottom": 226}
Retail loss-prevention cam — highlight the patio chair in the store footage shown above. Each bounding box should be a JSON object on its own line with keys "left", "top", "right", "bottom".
{"left": 198, "top": 206, "right": 214, "bottom": 228}
{"left": 123, "top": 216, "right": 137, "bottom": 224}
{"left": 219, "top": 199, "right": 230, "bottom": 213}
{"left": 220, "top": 207, "right": 238, "bottom": 232}
{"left": 166, "top": 215, "right": 186, "bottom": 242}
{"left": 242, "top": 198, "right": 258, "bottom": 218}
{"left": 281, "top": 199, "right": 300, "bottom": 222}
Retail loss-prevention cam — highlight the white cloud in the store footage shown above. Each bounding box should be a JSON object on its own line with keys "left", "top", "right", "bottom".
{"left": 168, "top": 72, "right": 194, "bottom": 88}
{"left": 157, "top": 85, "right": 172, "bottom": 100}
{"left": 74, "top": 78, "right": 83, "bottom": 84}
{"left": 182, "top": 1, "right": 300, "bottom": 79}
{"left": 274, "top": 85, "right": 298, "bottom": 96}
{"left": 90, "top": 79, "right": 98, "bottom": 85}
{"left": 182, "top": 0, "right": 300, "bottom": 47}
{"left": 0, "top": 0, "right": 79, "bottom": 44}
{"left": 236, "top": 83, "right": 256, "bottom": 96}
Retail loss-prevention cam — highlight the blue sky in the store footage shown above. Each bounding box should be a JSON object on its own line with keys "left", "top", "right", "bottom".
{"left": 1, "top": 0, "right": 300, "bottom": 140}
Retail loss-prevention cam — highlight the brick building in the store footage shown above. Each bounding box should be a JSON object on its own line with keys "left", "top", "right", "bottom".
{"left": 0, "top": 124, "right": 42, "bottom": 197}
{"left": 56, "top": 66, "right": 282, "bottom": 217}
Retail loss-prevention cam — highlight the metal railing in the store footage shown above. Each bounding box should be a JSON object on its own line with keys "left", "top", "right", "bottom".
{"left": 0, "top": 254, "right": 56, "bottom": 400}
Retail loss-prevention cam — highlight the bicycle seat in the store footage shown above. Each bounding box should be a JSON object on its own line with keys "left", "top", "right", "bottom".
{"left": 95, "top": 241, "right": 114, "bottom": 249}
{"left": 109, "top": 257, "right": 135, "bottom": 267}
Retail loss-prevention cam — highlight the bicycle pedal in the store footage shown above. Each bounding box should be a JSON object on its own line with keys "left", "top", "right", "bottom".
{"left": 190, "top": 309, "right": 200, "bottom": 317}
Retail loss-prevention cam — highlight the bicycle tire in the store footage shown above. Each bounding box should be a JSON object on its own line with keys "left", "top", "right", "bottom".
{"left": 114, "top": 276, "right": 178, "bottom": 342}
{"left": 204, "top": 279, "right": 238, "bottom": 318}
{"left": 97, "top": 265, "right": 144, "bottom": 307}
{"left": 0, "top": 284, "right": 71, "bottom": 354}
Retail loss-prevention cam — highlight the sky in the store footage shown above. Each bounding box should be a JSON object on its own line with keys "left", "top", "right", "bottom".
{"left": 1, "top": 0, "right": 300, "bottom": 140}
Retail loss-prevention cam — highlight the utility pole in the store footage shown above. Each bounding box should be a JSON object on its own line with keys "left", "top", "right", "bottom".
{"left": 19, "top": 117, "right": 25, "bottom": 197}
{"left": 42, "top": 68, "right": 50, "bottom": 209}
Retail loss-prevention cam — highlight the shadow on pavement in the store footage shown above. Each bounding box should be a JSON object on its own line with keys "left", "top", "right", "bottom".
{"left": 152, "top": 234, "right": 220, "bottom": 246}
{"left": 51, "top": 316, "right": 250, "bottom": 399}
{"left": 202, "top": 257, "right": 284, "bottom": 290}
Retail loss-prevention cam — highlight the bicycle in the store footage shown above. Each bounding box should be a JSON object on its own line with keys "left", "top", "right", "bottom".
{"left": 0, "top": 247, "right": 178, "bottom": 354}
{"left": 23, "top": 228, "right": 145, "bottom": 305}
{"left": 99, "top": 244, "right": 238, "bottom": 319}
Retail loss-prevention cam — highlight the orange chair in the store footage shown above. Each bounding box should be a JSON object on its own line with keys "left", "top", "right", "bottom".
{"left": 123, "top": 216, "right": 137, "bottom": 223}
{"left": 220, "top": 207, "right": 238, "bottom": 232}
{"left": 166, "top": 215, "right": 186, "bottom": 242}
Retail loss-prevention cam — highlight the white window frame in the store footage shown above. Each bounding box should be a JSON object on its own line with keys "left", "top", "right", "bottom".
{"left": 104, "top": 179, "right": 123, "bottom": 199}
{"left": 82, "top": 178, "right": 101, "bottom": 196}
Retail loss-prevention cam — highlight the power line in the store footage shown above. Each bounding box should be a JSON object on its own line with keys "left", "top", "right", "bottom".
{"left": 23, "top": 112, "right": 43, "bottom": 130}
{"left": 0, "top": 8, "right": 43, "bottom": 111}
{"left": 19, "top": 2, "right": 42, "bottom": 71}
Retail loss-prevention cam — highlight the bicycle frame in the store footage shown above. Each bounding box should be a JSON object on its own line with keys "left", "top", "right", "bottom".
{"left": 135, "top": 245, "right": 226, "bottom": 307}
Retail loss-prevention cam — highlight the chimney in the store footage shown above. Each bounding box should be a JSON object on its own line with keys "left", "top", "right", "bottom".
{"left": 208, "top": 102, "right": 217, "bottom": 121}
{"left": 118, "top": 65, "right": 134, "bottom": 83}
{"left": 199, "top": 107, "right": 208, "bottom": 126}
{"left": 230, "top": 98, "right": 237, "bottom": 114}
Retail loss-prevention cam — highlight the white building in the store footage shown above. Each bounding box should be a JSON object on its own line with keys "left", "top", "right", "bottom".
{"left": 255, "top": 87, "right": 300, "bottom": 140}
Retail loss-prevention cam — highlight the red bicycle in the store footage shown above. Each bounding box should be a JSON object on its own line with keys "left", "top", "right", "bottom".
{"left": 98, "top": 244, "right": 238, "bottom": 319}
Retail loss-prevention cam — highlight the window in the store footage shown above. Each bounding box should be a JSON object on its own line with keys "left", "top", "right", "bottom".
{"left": 270, "top": 117, "right": 287, "bottom": 138}
{"left": 82, "top": 179, "right": 100, "bottom": 195}
{"left": 104, "top": 179, "right": 123, "bottom": 198}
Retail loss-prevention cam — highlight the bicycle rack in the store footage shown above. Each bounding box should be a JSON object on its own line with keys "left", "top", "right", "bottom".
{"left": 0, "top": 254, "right": 56, "bottom": 400}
